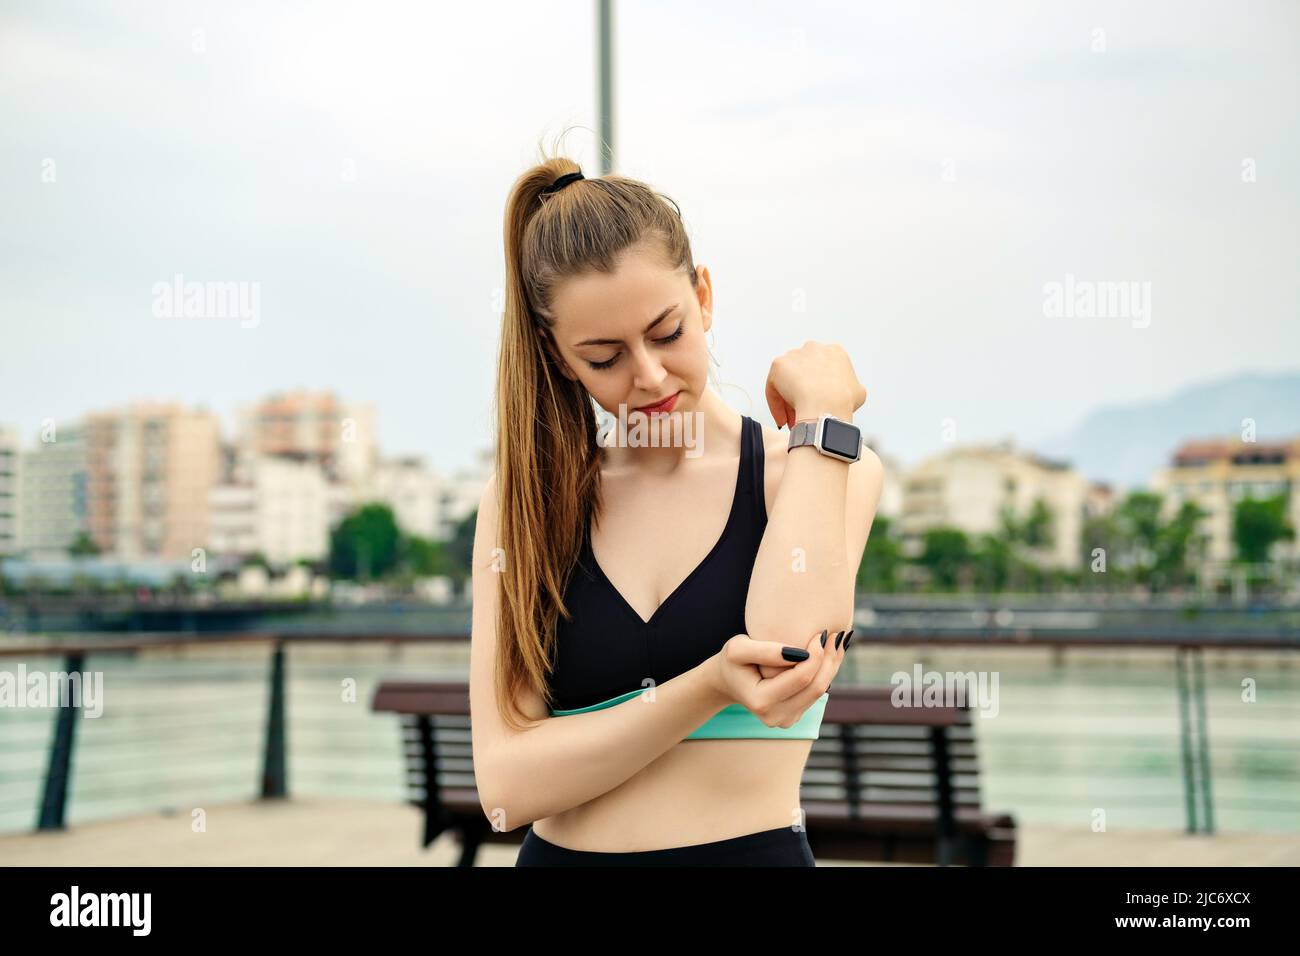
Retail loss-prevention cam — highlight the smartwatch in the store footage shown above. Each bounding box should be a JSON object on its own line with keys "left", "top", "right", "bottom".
{"left": 787, "top": 415, "right": 863, "bottom": 464}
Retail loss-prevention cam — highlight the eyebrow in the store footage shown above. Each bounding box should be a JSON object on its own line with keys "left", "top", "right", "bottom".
{"left": 574, "top": 304, "right": 678, "bottom": 347}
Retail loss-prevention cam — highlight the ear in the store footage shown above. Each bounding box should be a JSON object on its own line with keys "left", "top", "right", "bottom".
{"left": 696, "top": 264, "right": 713, "bottom": 334}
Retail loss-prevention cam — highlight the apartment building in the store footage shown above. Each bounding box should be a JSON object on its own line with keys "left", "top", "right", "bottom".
{"left": 0, "top": 425, "right": 21, "bottom": 557}
{"left": 209, "top": 449, "right": 330, "bottom": 565}
{"left": 237, "top": 390, "right": 377, "bottom": 486}
{"left": 84, "top": 403, "right": 221, "bottom": 560}
{"left": 1150, "top": 436, "right": 1300, "bottom": 564}
{"left": 17, "top": 421, "right": 89, "bottom": 560}
{"left": 899, "top": 440, "right": 1106, "bottom": 569}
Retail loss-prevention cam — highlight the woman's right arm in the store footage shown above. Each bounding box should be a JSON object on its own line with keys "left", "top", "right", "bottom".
{"left": 468, "top": 474, "right": 735, "bottom": 832}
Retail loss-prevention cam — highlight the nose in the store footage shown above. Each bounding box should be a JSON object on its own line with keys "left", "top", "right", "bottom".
{"left": 629, "top": 342, "right": 667, "bottom": 393}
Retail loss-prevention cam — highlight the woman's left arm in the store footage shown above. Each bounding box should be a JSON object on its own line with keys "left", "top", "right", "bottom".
{"left": 744, "top": 342, "right": 885, "bottom": 646}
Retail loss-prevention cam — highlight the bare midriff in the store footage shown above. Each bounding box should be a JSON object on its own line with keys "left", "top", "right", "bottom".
{"left": 529, "top": 738, "right": 813, "bottom": 851}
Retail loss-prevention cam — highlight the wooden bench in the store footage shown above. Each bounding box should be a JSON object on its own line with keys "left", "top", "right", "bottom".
{"left": 371, "top": 681, "right": 1016, "bottom": 866}
{"left": 803, "top": 687, "right": 1016, "bottom": 866}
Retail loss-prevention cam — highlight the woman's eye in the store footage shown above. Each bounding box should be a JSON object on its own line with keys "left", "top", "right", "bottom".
{"left": 586, "top": 324, "right": 684, "bottom": 371}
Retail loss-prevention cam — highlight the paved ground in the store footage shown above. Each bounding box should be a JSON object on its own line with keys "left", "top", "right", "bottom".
{"left": 3, "top": 798, "right": 1296, "bottom": 866}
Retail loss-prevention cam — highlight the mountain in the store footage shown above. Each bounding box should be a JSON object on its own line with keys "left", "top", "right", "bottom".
{"left": 1029, "top": 370, "right": 1300, "bottom": 491}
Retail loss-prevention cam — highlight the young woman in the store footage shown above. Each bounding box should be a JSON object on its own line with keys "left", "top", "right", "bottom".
{"left": 469, "top": 155, "right": 884, "bottom": 866}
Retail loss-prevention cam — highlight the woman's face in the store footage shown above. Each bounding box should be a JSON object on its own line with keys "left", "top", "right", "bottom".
{"left": 544, "top": 240, "right": 713, "bottom": 419}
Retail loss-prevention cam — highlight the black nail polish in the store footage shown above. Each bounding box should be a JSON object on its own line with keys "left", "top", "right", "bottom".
{"left": 782, "top": 646, "right": 810, "bottom": 662}
{"left": 819, "top": 629, "right": 828, "bottom": 648}
{"left": 844, "top": 630, "right": 854, "bottom": 648}
{"left": 834, "top": 631, "right": 844, "bottom": 650}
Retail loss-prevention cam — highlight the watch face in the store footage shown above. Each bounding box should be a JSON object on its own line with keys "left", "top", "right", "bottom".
{"left": 821, "top": 418, "right": 861, "bottom": 459}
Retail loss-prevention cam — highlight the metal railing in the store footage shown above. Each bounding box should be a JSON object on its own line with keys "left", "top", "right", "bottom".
{"left": 1, "top": 629, "right": 1296, "bottom": 836}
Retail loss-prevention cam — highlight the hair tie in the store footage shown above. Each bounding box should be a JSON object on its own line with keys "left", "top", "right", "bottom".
{"left": 541, "top": 170, "right": 584, "bottom": 195}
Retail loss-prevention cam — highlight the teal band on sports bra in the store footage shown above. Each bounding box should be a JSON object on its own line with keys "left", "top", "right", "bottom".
{"left": 550, "top": 688, "right": 830, "bottom": 740}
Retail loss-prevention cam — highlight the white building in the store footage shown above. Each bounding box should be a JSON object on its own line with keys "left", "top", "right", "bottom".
{"left": 0, "top": 425, "right": 22, "bottom": 557}
{"left": 435, "top": 446, "right": 493, "bottom": 540}
{"left": 209, "top": 451, "right": 330, "bottom": 566}
{"left": 899, "top": 440, "right": 1107, "bottom": 570}
{"left": 367, "top": 455, "right": 443, "bottom": 540}
{"left": 17, "top": 421, "right": 89, "bottom": 560}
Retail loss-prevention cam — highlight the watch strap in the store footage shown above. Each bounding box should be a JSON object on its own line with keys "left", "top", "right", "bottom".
{"left": 788, "top": 419, "right": 818, "bottom": 450}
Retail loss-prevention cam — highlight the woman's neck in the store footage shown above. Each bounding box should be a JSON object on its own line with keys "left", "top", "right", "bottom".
{"left": 598, "top": 387, "right": 741, "bottom": 478}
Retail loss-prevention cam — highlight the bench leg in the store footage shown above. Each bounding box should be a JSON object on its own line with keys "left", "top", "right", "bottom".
{"left": 936, "top": 835, "right": 955, "bottom": 867}
{"left": 456, "top": 826, "right": 485, "bottom": 867}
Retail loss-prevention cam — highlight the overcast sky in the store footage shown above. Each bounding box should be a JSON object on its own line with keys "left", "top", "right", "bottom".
{"left": 2, "top": 0, "right": 1296, "bottom": 477}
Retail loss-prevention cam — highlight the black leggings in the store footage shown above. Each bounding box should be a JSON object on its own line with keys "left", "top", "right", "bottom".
{"left": 515, "top": 824, "right": 816, "bottom": 867}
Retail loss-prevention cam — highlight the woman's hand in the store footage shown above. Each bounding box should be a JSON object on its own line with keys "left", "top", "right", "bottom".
{"left": 764, "top": 341, "right": 868, "bottom": 429}
{"left": 756, "top": 629, "right": 848, "bottom": 682}
{"left": 705, "top": 630, "right": 844, "bottom": 729}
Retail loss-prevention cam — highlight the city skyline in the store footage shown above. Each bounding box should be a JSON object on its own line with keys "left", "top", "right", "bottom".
{"left": 4, "top": 364, "right": 1297, "bottom": 488}
{"left": 2, "top": 1, "right": 1297, "bottom": 479}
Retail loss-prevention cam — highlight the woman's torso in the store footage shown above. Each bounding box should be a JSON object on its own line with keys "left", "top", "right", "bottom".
{"left": 533, "top": 411, "right": 812, "bottom": 851}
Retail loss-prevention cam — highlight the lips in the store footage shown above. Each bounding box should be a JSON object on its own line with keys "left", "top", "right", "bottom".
{"left": 634, "top": 391, "right": 680, "bottom": 414}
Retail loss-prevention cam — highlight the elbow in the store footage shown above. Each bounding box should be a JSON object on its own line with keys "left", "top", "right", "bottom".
{"left": 478, "top": 782, "right": 533, "bottom": 834}
{"left": 476, "top": 764, "right": 540, "bottom": 833}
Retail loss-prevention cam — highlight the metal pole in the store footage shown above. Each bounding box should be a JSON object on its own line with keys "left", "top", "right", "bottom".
{"left": 1193, "top": 649, "right": 1215, "bottom": 833}
{"left": 597, "top": 0, "right": 615, "bottom": 174}
{"left": 261, "top": 641, "right": 287, "bottom": 798}
{"left": 1175, "top": 648, "right": 1198, "bottom": 834}
{"left": 37, "top": 652, "right": 84, "bottom": 830}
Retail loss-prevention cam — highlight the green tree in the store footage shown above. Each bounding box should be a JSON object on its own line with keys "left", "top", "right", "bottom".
{"left": 1233, "top": 493, "right": 1294, "bottom": 565}
{"left": 1018, "top": 498, "right": 1055, "bottom": 550}
{"left": 443, "top": 509, "right": 477, "bottom": 584}
{"left": 1153, "top": 500, "right": 1210, "bottom": 590}
{"left": 1080, "top": 512, "right": 1125, "bottom": 590}
{"left": 1114, "top": 491, "right": 1164, "bottom": 586}
{"left": 68, "top": 532, "right": 100, "bottom": 557}
{"left": 400, "top": 534, "right": 458, "bottom": 577}
{"left": 856, "top": 514, "right": 903, "bottom": 593}
{"left": 916, "top": 527, "right": 971, "bottom": 592}
{"left": 329, "top": 503, "right": 402, "bottom": 580}
{"left": 973, "top": 533, "right": 1013, "bottom": 592}
{"left": 974, "top": 498, "right": 1056, "bottom": 593}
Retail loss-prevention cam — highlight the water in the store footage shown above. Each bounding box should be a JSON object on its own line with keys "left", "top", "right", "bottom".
{"left": 1, "top": 641, "right": 1296, "bottom": 837}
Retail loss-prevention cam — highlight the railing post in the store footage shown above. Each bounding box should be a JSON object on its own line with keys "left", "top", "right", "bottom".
{"left": 260, "top": 640, "right": 287, "bottom": 799}
{"left": 37, "top": 652, "right": 84, "bottom": 831}
{"left": 1175, "top": 647, "right": 1198, "bottom": 834}
{"left": 1192, "top": 649, "right": 1215, "bottom": 834}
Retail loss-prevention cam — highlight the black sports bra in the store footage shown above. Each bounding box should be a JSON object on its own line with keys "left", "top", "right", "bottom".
{"left": 545, "top": 413, "right": 831, "bottom": 740}
{"left": 547, "top": 414, "right": 768, "bottom": 712}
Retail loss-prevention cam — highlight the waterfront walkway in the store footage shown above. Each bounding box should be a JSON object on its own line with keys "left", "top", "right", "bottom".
{"left": 2, "top": 798, "right": 1297, "bottom": 866}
